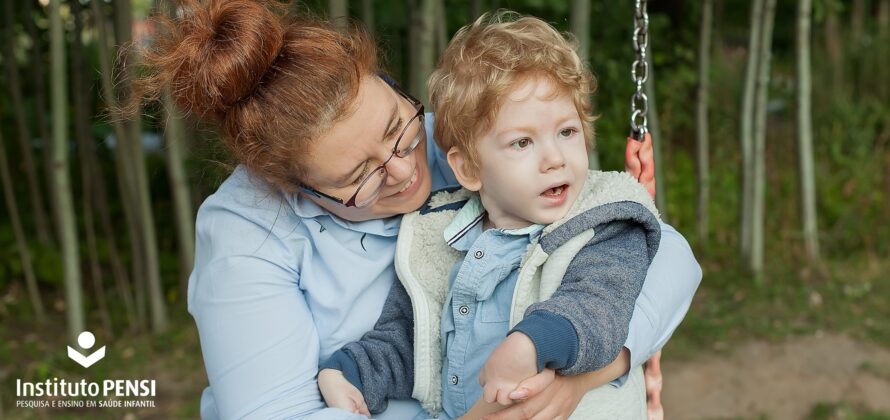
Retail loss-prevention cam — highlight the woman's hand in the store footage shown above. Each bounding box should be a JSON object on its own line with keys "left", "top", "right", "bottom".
{"left": 645, "top": 351, "right": 664, "bottom": 420}
{"left": 317, "top": 369, "right": 371, "bottom": 417}
{"left": 626, "top": 133, "right": 667, "bottom": 418}
{"left": 480, "top": 371, "right": 584, "bottom": 420}
{"left": 625, "top": 133, "right": 656, "bottom": 198}
{"left": 482, "top": 348, "right": 631, "bottom": 420}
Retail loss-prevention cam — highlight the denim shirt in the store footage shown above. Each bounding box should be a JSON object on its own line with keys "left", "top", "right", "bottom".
{"left": 439, "top": 197, "right": 544, "bottom": 419}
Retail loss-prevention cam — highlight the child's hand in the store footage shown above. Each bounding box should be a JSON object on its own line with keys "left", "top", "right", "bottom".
{"left": 317, "top": 369, "right": 370, "bottom": 417}
{"left": 478, "top": 332, "right": 551, "bottom": 406}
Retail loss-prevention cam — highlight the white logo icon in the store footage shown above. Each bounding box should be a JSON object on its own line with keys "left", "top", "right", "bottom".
{"left": 67, "top": 331, "right": 106, "bottom": 368}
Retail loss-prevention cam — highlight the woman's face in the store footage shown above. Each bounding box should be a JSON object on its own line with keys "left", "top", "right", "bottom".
{"left": 300, "top": 75, "right": 433, "bottom": 221}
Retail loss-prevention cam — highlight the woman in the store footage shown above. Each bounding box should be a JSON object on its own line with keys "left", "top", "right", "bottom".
{"left": 138, "top": 1, "right": 700, "bottom": 418}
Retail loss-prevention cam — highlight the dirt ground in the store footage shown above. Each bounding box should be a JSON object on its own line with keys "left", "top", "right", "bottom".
{"left": 661, "top": 333, "right": 890, "bottom": 419}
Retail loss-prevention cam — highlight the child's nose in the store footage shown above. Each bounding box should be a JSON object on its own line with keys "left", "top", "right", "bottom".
{"left": 540, "top": 140, "right": 567, "bottom": 172}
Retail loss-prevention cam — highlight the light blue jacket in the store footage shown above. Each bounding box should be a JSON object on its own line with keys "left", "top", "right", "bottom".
{"left": 188, "top": 115, "right": 702, "bottom": 419}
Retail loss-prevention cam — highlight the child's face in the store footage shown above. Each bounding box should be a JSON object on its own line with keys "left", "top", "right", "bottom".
{"left": 472, "top": 76, "right": 589, "bottom": 229}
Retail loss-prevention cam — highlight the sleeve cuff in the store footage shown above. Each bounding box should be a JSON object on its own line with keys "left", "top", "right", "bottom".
{"left": 319, "top": 350, "right": 364, "bottom": 393}
{"left": 511, "top": 311, "right": 579, "bottom": 372}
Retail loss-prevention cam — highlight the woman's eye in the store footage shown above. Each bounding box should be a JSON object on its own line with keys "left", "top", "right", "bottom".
{"left": 352, "top": 164, "right": 371, "bottom": 186}
{"left": 388, "top": 118, "right": 404, "bottom": 140}
{"left": 559, "top": 128, "right": 578, "bottom": 138}
{"left": 511, "top": 138, "right": 532, "bottom": 150}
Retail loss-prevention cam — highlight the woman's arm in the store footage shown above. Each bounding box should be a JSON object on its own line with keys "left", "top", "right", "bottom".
{"left": 192, "top": 256, "right": 367, "bottom": 419}
{"left": 189, "top": 202, "right": 367, "bottom": 420}
{"left": 475, "top": 349, "right": 630, "bottom": 420}
{"left": 320, "top": 281, "right": 416, "bottom": 414}
{"left": 620, "top": 222, "right": 701, "bottom": 380}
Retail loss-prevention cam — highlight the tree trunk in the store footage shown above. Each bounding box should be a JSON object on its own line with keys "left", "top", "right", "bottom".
{"left": 435, "top": 0, "right": 447, "bottom": 56}
{"left": 87, "top": 3, "right": 138, "bottom": 333}
{"left": 796, "top": 0, "right": 820, "bottom": 261}
{"left": 851, "top": 0, "right": 866, "bottom": 46}
{"left": 410, "top": 0, "right": 436, "bottom": 106}
{"left": 470, "top": 0, "right": 484, "bottom": 21}
{"left": 114, "top": 0, "right": 168, "bottom": 334}
{"left": 571, "top": 0, "right": 591, "bottom": 65}
{"left": 751, "top": 0, "right": 778, "bottom": 275}
{"left": 879, "top": 0, "right": 889, "bottom": 100}
{"left": 92, "top": 0, "right": 146, "bottom": 332}
{"left": 824, "top": 3, "right": 843, "bottom": 91}
{"left": 740, "top": 0, "right": 764, "bottom": 259}
{"left": 163, "top": 90, "right": 196, "bottom": 295}
{"left": 0, "top": 131, "right": 46, "bottom": 323}
{"left": 49, "top": 0, "right": 85, "bottom": 341}
{"left": 697, "top": 0, "right": 714, "bottom": 245}
{"left": 71, "top": 0, "right": 113, "bottom": 335}
{"left": 571, "top": 0, "right": 600, "bottom": 171}
{"left": 2, "top": 0, "right": 53, "bottom": 246}
{"left": 850, "top": 0, "right": 869, "bottom": 96}
{"left": 881, "top": 0, "right": 889, "bottom": 38}
{"left": 25, "top": 0, "right": 57, "bottom": 247}
{"left": 154, "top": 0, "right": 197, "bottom": 303}
{"left": 329, "top": 0, "right": 348, "bottom": 27}
{"left": 361, "top": 0, "right": 375, "bottom": 37}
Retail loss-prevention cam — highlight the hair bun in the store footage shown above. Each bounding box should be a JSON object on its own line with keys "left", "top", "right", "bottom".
{"left": 169, "top": 0, "right": 284, "bottom": 116}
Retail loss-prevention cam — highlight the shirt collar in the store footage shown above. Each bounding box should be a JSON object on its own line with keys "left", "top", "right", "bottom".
{"left": 443, "top": 194, "right": 543, "bottom": 249}
{"left": 286, "top": 192, "right": 402, "bottom": 237}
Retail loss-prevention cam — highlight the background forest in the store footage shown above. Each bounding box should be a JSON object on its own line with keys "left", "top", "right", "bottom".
{"left": 1, "top": 0, "right": 888, "bottom": 418}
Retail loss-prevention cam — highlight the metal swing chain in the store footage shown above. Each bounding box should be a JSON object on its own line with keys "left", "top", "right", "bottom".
{"left": 630, "top": 0, "right": 649, "bottom": 141}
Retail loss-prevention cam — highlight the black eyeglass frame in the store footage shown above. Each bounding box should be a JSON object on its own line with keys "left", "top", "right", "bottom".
{"left": 301, "top": 74, "right": 425, "bottom": 208}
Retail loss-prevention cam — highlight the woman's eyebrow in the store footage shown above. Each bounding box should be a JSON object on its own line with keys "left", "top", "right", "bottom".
{"left": 380, "top": 102, "right": 399, "bottom": 143}
{"left": 334, "top": 102, "right": 400, "bottom": 186}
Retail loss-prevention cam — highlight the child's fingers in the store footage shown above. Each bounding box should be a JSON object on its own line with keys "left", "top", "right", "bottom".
{"left": 357, "top": 399, "right": 371, "bottom": 417}
{"left": 495, "top": 388, "right": 514, "bottom": 406}
{"left": 483, "top": 383, "right": 499, "bottom": 404}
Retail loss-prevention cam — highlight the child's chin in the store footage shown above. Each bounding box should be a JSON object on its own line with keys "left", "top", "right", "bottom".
{"left": 531, "top": 214, "right": 560, "bottom": 226}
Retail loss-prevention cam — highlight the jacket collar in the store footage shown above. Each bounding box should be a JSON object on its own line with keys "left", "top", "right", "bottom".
{"left": 443, "top": 194, "right": 542, "bottom": 249}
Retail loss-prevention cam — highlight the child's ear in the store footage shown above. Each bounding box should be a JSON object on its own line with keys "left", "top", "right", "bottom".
{"left": 446, "top": 147, "right": 482, "bottom": 191}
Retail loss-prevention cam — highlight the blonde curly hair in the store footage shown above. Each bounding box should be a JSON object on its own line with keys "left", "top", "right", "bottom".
{"left": 427, "top": 10, "right": 597, "bottom": 173}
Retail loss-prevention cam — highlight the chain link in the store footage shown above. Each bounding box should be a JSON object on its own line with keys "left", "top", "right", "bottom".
{"left": 630, "top": 0, "right": 649, "bottom": 141}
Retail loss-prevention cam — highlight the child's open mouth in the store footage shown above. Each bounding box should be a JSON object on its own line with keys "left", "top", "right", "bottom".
{"left": 542, "top": 185, "right": 566, "bottom": 197}
{"left": 540, "top": 184, "right": 569, "bottom": 206}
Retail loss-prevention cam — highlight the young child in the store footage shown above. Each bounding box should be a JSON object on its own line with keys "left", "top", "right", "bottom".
{"left": 318, "top": 12, "right": 662, "bottom": 419}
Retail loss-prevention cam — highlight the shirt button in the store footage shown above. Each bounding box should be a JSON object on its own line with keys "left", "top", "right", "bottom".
{"left": 450, "top": 375, "right": 459, "bottom": 385}
{"left": 474, "top": 250, "right": 484, "bottom": 259}
{"left": 458, "top": 305, "right": 469, "bottom": 315}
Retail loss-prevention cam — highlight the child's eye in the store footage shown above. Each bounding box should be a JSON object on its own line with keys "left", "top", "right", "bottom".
{"left": 511, "top": 138, "right": 532, "bottom": 150}
{"left": 559, "top": 128, "right": 579, "bottom": 139}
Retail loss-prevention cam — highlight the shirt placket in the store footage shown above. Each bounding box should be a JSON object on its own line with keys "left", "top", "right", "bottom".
{"left": 445, "top": 232, "right": 492, "bottom": 415}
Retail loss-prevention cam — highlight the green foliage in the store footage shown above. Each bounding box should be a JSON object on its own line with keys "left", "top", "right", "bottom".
{"left": 808, "top": 402, "right": 890, "bottom": 420}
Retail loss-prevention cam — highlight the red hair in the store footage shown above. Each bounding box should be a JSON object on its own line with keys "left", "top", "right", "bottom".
{"left": 132, "top": 0, "right": 378, "bottom": 191}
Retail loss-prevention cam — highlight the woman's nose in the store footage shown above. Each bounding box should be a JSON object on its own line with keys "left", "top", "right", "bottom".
{"left": 385, "top": 154, "right": 415, "bottom": 185}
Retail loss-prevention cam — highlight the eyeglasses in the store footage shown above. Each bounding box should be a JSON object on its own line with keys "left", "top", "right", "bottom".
{"left": 301, "top": 75, "right": 425, "bottom": 208}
